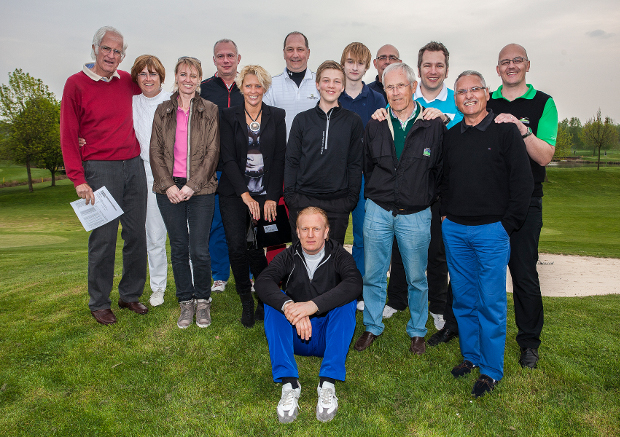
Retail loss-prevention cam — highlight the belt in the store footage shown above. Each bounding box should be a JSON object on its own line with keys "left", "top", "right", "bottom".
{"left": 172, "top": 177, "right": 187, "bottom": 184}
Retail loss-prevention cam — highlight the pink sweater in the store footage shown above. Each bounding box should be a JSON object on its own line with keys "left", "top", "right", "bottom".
{"left": 60, "top": 69, "right": 140, "bottom": 186}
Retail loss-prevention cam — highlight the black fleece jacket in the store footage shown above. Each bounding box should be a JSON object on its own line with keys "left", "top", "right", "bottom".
{"left": 255, "top": 239, "right": 362, "bottom": 316}
{"left": 283, "top": 104, "right": 364, "bottom": 212}
{"left": 440, "top": 110, "right": 534, "bottom": 235}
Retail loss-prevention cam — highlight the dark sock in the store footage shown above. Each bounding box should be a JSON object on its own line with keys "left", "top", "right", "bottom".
{"left": 319, "top": 377, "right": 335, "bottom": 387}
{"left": 281, "top": 377, "right": 299, "bottom": 389}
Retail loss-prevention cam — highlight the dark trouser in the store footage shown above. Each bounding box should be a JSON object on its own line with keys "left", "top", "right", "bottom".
{"left": 219, "top": 195, "right": 269, "bottom": 295}
{"left": 387, "top": 201, "right": 448, "bottom": 314}
{"left": 156, "top": 188, "right": 214, "bottom": 302}
{"left": 509, "top": 197, "right": 544, "bottom": 349}
{"left": 84, "top": 157, "right": 147, "bottom": 311}
{"left": 287, "top": 194, "right": 350, "bottom": 245}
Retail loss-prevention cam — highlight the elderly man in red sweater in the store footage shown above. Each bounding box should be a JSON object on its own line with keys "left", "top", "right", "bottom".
{"left": 60, "top": 26, "right": 148, "bottom": 325}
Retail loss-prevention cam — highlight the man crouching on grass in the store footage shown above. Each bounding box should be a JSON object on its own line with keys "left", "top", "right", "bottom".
{"left": 255, "top": 207, "right": 362, "bottom": 423}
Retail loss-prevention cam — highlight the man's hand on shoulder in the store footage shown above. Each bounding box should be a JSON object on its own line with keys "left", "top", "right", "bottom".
{"left": 284, "top": 301, "right": 319, "bottom": 327}
{"left": 76, "top": 183, "right": 95, "bottom": 205}
{"left": 371, "top": 107, "right": 388, "bottom": 122}
{"left": 422, "top": 107, "right": 449, "bottom": 125}
{"left": 494, "top": 112, "right": 527, "bottom": 135}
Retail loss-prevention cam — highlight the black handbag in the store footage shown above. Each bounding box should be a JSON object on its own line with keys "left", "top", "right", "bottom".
{"left": 246, "top": 204, "right": 292, "bottom": 249}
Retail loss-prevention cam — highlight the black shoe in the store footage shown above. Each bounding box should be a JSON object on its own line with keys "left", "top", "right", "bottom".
{"left": 240, "top": 294, "right": 255, "bottom": 328}
{"left": 472, "top": 374, "right": 498, "bottom": 398}
{"left": 451, "top": 360, "right": 478, "bottom": 378}
{"left": 254, "top": 300, "right": 264, "bottom": 321}
{"left": 428, "top": 327, "right": 458, "bottom": 347}
{"left": 519, "top": 347, "right": 539, "bottom": 369}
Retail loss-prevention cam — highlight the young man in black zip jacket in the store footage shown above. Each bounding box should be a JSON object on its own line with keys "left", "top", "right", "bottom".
{"left": 283, "top": 60, "right": 364, "bottom": 245}
{"left": 255, "top": 207, "right": 362, "bottom": 423}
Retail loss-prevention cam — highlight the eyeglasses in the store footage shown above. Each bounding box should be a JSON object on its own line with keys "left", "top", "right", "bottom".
{"left": 138, "top": 72, "right": 159, "bottom": 78}
{"left": 455, "top": 86, "right": 487, "bottom": 96}
{"left": 376, "top": 55, "right": 400, "bottom": 62}
{"left": 99, "top": 45, "right": 123, "bottom": 58}
{"left": 499, "top": 56, "right": 528, "bottom": 66}
{"left": 178, "top": 56, "right": 201, "bottom": 64}
{"left": 385, "top": 83, "right": 411, "bottom": 93}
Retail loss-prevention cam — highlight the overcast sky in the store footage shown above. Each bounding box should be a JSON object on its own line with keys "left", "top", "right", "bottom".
{"left": 1, "top": 0, "right": 619, "bottom": 123}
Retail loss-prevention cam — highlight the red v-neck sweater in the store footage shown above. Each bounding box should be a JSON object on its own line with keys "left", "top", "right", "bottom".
{"left": 60, "top": 69, "right": 140, "bottom": 187}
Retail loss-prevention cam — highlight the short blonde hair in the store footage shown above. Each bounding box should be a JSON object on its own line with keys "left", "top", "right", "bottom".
{"left": 296, "top": 206, "right": 330, "bottom": 230}
{"left": 341, "top": 42, "right": 372, "bottom": 69}
{"left": 174, "top": 57, "right": 202, "bottom": 93}
{"left": 235, "top": 65, "right": 272, "bottom": 93}
{"left": 316, "top": 60, "right": 345, "bottom": 84}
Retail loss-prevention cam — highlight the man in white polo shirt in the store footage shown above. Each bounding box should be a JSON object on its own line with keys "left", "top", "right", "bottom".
{"left": 264, "top": 31, "right": 319, "bottom": 137}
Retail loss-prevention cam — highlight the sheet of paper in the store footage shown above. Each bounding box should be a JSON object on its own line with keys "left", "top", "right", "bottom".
{"left": 70, "top": 186, "right": 124, "bottom": 232}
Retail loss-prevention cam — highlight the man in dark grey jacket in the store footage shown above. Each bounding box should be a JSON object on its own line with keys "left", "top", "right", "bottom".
{"left": 283, "top": 60, "right": 364, "bottom": 245}
{"left": 255, "top": 207, "right": 361, "bottom": 424}
{"left": 354, "top": 62, "right": 445, "bottom": 355}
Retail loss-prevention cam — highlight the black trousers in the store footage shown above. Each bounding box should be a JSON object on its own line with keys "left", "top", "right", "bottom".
{"left": 219, "top": 195, "right": 269, "bottom": 296}
{"left": 509, "top": 197, "right": 544, "bottom": 349}
{"left": 386, "top": 201, "right": 448, "bottom": 314}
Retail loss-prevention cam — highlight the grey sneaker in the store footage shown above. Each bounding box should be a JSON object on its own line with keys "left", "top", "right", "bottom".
{"left": 316, "top": 381, "right": 338, "bottom": 422}
{"left": 177, "top": 300, "right": 195, "bottom": 329}
{"left": 277, "top": 382, "right": 301, "bottom": 424}
{"left": 195, "top": 298, "right": 212, "bottom": 328}
{"left": 149, "top": 290, "right": 165, "bottom": 307}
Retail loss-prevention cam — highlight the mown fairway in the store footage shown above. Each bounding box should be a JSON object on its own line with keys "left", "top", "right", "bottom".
{"left": 0, "top": 170, "right": 619, "bottom": 436}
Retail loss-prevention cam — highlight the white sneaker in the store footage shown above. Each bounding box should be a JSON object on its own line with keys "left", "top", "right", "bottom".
{"left": 383, "top": 305, "right": 398, "bottom": 319}
{"left": 430, "top": 312, "right": 445, "bottom": 330}
{"left": 277, "top": 382, "right": 301, "bottom": 424}
{"left": 356, "top": 301, "right": 364, "bottom": 311}
{"left": 316, "top": 382, "right": 338, "bottom": 422}
{"left": 211, "top": 280, "right": 227, "bottom": 293}
{"left": 251, "top": 278, "right": 255, "bottom": 293}
{"left": 149, "top": 290, "right": 164, "bottom": 307}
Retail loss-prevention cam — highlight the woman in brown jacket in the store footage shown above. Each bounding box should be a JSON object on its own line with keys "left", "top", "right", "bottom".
{"left": 150, "top": 56, "right": 219, "bottom": 329}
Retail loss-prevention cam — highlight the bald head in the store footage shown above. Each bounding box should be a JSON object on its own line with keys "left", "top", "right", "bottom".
{"left": 373, "top": 44, "right": 401, "bottom": 83}
{"left": 498, "top": 43, "right": 528, "bottom": 63}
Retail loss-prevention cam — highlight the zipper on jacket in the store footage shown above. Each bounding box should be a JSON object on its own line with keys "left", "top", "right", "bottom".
{"left": 321, "top": 108, "right": 334, "bottom": 155}
{"left": 185, "top": 99, "right": 194, "bottom": 180}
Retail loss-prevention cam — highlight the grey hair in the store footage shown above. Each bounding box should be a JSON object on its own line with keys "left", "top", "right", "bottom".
{"left": 213, "top": 39, "right": 238, "bottom": 55}
{"left": 91, "top": 26, "right": 127, "bottom": 60}
{"left": 454, "top": 70, "right": 487, "bottom": 90}
{"left": 382, "top": 62, "right": 416, "bottom": 85}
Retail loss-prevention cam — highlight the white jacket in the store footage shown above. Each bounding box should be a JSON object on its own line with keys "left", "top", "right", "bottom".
{"left": 263, "top": 68, "right": 318, "bottom": 139}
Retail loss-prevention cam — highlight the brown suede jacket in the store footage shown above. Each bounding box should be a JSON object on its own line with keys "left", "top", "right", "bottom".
{"left": 150, "top": 91, "right": 220, "bottom": 195}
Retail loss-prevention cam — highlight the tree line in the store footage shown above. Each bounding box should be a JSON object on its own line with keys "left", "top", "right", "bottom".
{"left": 0, "top": 69, "right": 63, "bottom": 191}
{"left": 1, "top": 68, "right": 619, "bottom": 191}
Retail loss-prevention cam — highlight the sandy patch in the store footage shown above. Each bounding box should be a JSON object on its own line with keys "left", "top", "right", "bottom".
{"left": 343, "top": 245, "right": 620, "bottom": 297}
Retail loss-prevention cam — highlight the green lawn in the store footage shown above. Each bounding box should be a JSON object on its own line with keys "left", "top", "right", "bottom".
{"left": 0, "top": 171, "right": 619, "bottom": 436}
{"left": 572, "top": 149, "right": 620, "bottom": 162}
{"left": 0, "top": 160, "right": 51, "bottom": 185}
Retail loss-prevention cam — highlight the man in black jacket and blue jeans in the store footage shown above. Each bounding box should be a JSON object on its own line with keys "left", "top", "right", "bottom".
{"left": 283, "top": 60, "right": 364, "bottom": 244}
{"left": 255, "top": 207, "right": 362, "bottom": 423}
{"left": 354, "top": 62, "right": 445, "bottom": 355}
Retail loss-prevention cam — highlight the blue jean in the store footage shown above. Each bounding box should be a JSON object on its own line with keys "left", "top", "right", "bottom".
{"left": 362, "top": 199, "right": 431, "bottom": 337}
{"left": 264, "top": 298, "right": 357, "bottom": 382}
{"left": 156, "top": 190, "right": 214, "bottom": 302}
{"left": 442, "top": 219, "right": 510, "bottom": 381}
{"left": 210, "top": 172, "right": 230, "bottom": 282}
{"left": 83, "top": 157, "right": 147, "bottom": 311}
{"left": 351, "top": 176, "right": 365, "bottom": 277}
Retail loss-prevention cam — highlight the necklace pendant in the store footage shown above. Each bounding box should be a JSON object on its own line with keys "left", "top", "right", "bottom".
{"left": 249, "top": 121, "right": 260, "bottom": 133}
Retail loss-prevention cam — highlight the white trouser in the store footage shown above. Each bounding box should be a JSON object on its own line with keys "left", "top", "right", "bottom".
{"left": 145, "top": 161, "right": 168, "bottom": 292}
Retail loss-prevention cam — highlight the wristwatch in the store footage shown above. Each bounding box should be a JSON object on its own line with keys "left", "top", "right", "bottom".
{"left": 522, "top": 127, "right": 533, "bottom": 139}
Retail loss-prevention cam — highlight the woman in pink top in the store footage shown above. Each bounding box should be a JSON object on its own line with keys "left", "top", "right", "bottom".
{"left": 150, "top": 57, "right": 220, "bottom": 330}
